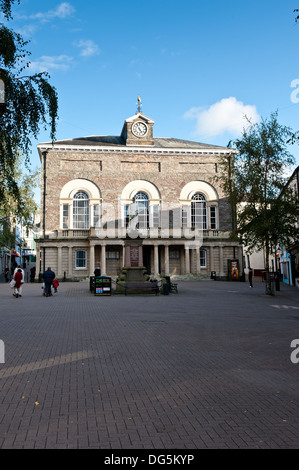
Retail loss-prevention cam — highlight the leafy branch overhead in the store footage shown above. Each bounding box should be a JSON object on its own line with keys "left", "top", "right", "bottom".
{"left": 0, "top": 0, "right": 58, "bottom": 210}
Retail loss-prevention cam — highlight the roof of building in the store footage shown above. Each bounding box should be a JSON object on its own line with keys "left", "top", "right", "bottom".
{"left": 38, "top": 135, "right": 230, "bottom": 151}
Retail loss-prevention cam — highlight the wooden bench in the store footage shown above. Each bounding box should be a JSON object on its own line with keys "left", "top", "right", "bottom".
{"left": 125, "top": 281, "right": 159, "bottom": 296}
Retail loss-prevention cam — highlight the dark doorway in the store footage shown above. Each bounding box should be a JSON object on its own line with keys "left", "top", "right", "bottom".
{"left": 143, "top": 246, "right": 151, "bottom": 274}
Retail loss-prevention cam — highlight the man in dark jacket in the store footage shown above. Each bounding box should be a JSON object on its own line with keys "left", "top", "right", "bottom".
{"left": 42, "top": 267, "right": 56, "bottom": 297}
{"left": 94, "top": 265, "right": 101, "bottom": 277}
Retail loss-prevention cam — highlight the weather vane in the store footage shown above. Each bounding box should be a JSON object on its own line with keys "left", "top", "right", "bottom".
{"left": 136, "top": 95, "right": 143, "bottom": 114}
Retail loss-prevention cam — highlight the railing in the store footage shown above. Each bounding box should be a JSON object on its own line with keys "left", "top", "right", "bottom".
{"left": 46, "top": 228, "right": 230, "bottom": 240}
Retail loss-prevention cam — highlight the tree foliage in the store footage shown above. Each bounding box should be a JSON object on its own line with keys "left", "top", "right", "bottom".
{"left": 0, "top": 152, "right": 40, "bottom": 248}
{"left": 0, "top": 0, "right": 19, "bottom": 19}
{"left": 218, "top": 113, "right": 298, "bottom": 294}
{"left": 0, "top": 0, "right": 58, "bottom": 215}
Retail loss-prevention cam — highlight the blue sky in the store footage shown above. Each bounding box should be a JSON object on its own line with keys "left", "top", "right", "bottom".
{"left": 5, "top": 0, "right": 299, "bottom": 173}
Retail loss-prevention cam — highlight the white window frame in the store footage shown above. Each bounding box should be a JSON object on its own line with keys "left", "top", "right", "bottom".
{"left": 75, "top": 250, "right": 87, "bottom": 269}
{"left": 73, "top": 191, "right": 90, "bottom": 230}
{"left": 200, "top": 249, "right": 207, "bottom": 268}
{"left": 209, "top": 206, "right": 217, "bottom": 230}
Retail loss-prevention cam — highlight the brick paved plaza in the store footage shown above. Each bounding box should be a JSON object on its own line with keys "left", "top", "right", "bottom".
{"left": 0, "top": 279, "right": 298, "bottom": 449}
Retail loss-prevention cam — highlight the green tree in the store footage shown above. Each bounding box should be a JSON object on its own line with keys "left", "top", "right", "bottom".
{"left": 218, "top": 113, "right": 298, "bottom": 295}
{"left": 0, "top": 155, "right": 40, "bottom": 249}
{"left": 0, "top": 0, "right": 58, "bottom": 212}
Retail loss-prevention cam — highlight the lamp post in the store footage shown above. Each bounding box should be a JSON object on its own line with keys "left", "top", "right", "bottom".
{"left": 275, "top": 248, "right": 280, "bottom": 291}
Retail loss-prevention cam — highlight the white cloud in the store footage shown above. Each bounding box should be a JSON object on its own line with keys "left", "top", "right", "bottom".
{"left": 15, "top": 23, "right": 38, "bottom": 38}
{"left": 184, "top": 97, "right": 260, "bottom": 138}
{"left": 54, "top": 2, "right": 75, "bottom": 18}
{"left": 30, "top": 2, "right": 75, "bottom": 22}
{"left": 74, "top": 39, "right": 100, "bottom": 57}
{"left": 28, "top": 55, "right": 73, "bottom": 73}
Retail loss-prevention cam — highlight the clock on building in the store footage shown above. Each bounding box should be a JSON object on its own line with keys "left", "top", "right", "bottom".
{"left": 132, "top": 121, "right": 148, "bottom": 137}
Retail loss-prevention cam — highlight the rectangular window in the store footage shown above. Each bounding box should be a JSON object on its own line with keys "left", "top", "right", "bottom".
{"left": 93, "top": 205, "right": 101, "bottom": 227}
{"left": 152, "top": 205, "right": 160, "bottom": 228}
{"left": 125, "top": 205, "right": 130, "bottom": 228}
{"left": 76, "top": 250, "right": 86, "bottom": 269}
{"left": 63, "top": 205, "right": 69, "bottom": 229}
{"left": 106, "top": 250, "right": 120, "bottom": 260}
{"left": 210, "top": 206, "right": 217, "bottom": 230}
{"left": 192, "top": 203, "right": 207, "bottom": 229}
{"left": 181, "top": 206, "right": 189, "bottom": 227}
{"left": 73, "top": 199, "right": 89, "bottom": 229}
{"left": 169, "top": 249, "right": 180, "bottom": 259}
{"left": 137, "top": 206, "right": 148, "bottom": 229}
{"left": 200, "top": 249, "right": 207, "bottom": 268}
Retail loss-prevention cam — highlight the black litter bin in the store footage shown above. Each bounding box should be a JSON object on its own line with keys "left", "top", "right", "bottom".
{"left": 94, "top": 276, "right": 111, "bottom": 296}
{"left": 162, "top": 282, "right": 170, "bottom": 295}
{"left": 211, "top": 271, "right": 216, "bottom": 280}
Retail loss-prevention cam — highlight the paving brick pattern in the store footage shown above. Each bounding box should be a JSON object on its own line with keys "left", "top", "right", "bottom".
{"left": 0, "top": 280, "right": 298, "bottom": 449}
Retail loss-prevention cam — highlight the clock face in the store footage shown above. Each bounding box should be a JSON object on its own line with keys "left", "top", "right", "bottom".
{"left": 132, "top": 121, "right": 148, "bottom": 137}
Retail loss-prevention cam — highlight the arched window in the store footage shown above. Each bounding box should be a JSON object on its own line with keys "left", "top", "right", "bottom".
{"left": 73, "top": 191, "right": 90, "bottom": 229}
{"left": 191, "top": 193, "right": 207, "bottom": 229}
{"left": 133, "top": 191, "right": 149, "bottom": 228}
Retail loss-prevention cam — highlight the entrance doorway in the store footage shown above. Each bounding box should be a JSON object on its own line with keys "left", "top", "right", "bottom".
{"left": 143, "top": 246, "right": 151, "bottom": 274}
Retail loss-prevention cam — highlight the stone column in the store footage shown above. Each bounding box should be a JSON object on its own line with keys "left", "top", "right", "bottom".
{"left": 57, "top": 246, "right": 63, "bottom": 277}
{"left": 138, "top": 246, "right": 143, "bottom": 267}
{"left": 101, "top": 244, "right": 106, "bottom": 276}
{"left": 122, "top": 246, "right": 125, "bottom": 268}
{"left": 164, "top": 245, "right": 169, "bottom": 275}
{"left": 89, "top": 244, "right": 95, "bottom": 276}
{"left": 219, "top": 245, "right": 225, "bottom": 277}
{"left": 209, "top": 246, "right": 214, "bottom": 272}
{"left": 35, "top": 247, "right": 40, "bottom": 278}
{"left": 185, "top": 245, "right": 190, "bottom": 274}
{"left": 180, "top": 246, "right": 185, "bottom": 274}
{"left": 154, "top": 244, "right": 159, "bottom": 275}
{"left": 196, "top": 247, "right": 201, "bottom": 274}
{"left": 68, "top": 246, "right": 72, "bottom": 277}
{"left": 125, "top": 246, "right": 130, "bottom": 266}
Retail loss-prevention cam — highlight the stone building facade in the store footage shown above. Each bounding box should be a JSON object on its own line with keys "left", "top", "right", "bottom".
{"left": 36, "top": 111, "right": 243, "bottom": 280}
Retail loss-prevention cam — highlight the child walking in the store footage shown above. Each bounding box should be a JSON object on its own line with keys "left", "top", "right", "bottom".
{"left": 53, "top": 278, "right": 59, "bottom": 293}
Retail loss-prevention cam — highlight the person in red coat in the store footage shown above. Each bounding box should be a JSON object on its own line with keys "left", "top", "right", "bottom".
{"left": 14, "top": 268, "right": 23, "bottom": 298}
{"left": 53, "top": 278, "right": 59, "bottom": 293}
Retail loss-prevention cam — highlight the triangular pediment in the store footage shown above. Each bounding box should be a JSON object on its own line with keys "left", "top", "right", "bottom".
{"left": 124, "top": 113, "right": 155, "bottom": 124}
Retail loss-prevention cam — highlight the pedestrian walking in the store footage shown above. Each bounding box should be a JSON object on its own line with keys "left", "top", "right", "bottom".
{"left": 248, "top": 267, "right": 253, "bottom": 288}
{"left": 53, "top": 277, "right": 59, "bottom": 293}
{"left": 4, "top": 264, "right": 9, "bottom": 282}
{"left": 30, "top": 266, "right": 36, "bottom": 282}
{"left": 13, "top": 268, "right": 23, "bottom": 298}
{"left": 42, "top": 267, "right": 56, "bottom": 297}
{"left": 14, "top": 266, "right": 24, "bottom": 280}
